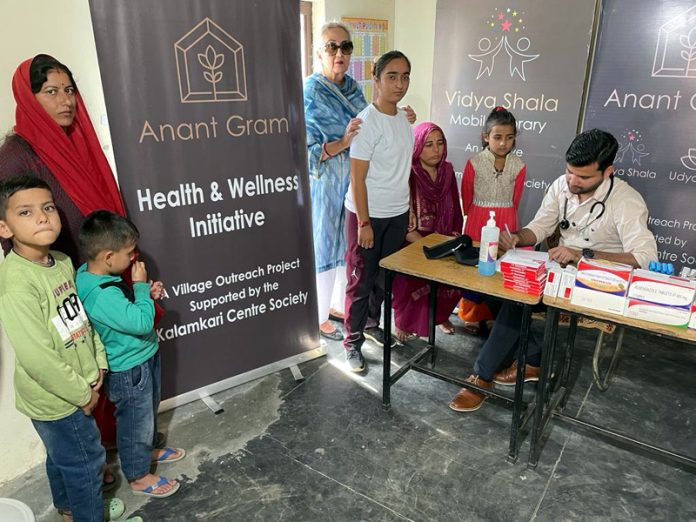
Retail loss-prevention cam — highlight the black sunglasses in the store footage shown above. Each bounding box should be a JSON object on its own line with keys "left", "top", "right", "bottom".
{"left": 323, "top": 40, "right": 354, "bottom": 56}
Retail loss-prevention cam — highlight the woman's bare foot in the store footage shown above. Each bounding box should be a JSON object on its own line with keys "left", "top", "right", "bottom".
{"left": 329, "top": 308, "right": 345, "bottom": 320}
{"left": 461, "top": 321, "right": 480, "bottom": 335}
{"left": 60, "top": 512, "right": 72, "bottom": 522}
{"left": 130, "top": 473, "right": 178, "bottom": 495}
{"left": 438, "top": 320, "right": 455, "bottom": 335}
{"left": 320, "top": 320, "right": 338, "bottom": 335}
{"left": 393, "top": 327, "right": 416, "bottom": 342}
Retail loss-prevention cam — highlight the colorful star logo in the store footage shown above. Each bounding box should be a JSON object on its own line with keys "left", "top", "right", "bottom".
{"left": 617, "top": 129, "right": 650, "bottom": 165}
{"left": 472, "top": 6, "right": 538, "bottom": 81}
{"left": 487, "top": 6, "right": 526, "bottom": 33}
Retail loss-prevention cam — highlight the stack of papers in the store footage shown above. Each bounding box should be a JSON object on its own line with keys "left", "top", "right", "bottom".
{"left": 497, "top": 250, "right": 549, "bottom": 296}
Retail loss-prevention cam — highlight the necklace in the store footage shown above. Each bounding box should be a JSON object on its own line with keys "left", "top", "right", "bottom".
{"left": 13, "top": 250, "right": 55, "bottom": 267}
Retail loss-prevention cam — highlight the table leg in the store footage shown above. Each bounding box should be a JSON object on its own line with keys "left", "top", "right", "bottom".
{"left": 528, "top": 306, "right": 560, "bottom": 469}
{"left": 382, "top": 269, "right": 393, "bottom": 409}
{"left": 558, "top": 315, "right": 577, "bottom": 409}
{"left": 508, "top": 303, "right": 532, "bottom": 463}
{"left": 429, "top": 281, "right": 438, "bottom": 366}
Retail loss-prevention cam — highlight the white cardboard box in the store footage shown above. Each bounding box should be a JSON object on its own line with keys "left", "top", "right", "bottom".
{"left": 571, "top": 258, "right": 632, "bottom": 314}
{"left": 624, "top": 298, "right": 691, "bottom": 327}
{"left": 544, "top": 266, "right": 562, "bottom": 297}
{"left": 624, "top": 270, "right": 696, "bottom": 327}
{"left": 557, "top": 266, "right": 577, "bottom": 300}
{"left": 627, "top": 269, "right": 696, "bottom": 308}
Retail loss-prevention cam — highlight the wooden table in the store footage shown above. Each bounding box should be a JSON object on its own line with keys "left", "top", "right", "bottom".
{"left": 379, "top": 234, "right": 542, "bottom": 462}
{"left": 528, "top": 295, "right": 696, "bottom": 470}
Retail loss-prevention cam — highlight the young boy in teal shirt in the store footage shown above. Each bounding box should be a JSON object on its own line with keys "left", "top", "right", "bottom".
{"left": 76, "top": 210, "right": 184, "bottom": 499}
{"left": 0, "top": 175, "right": 135, "bottom": 522}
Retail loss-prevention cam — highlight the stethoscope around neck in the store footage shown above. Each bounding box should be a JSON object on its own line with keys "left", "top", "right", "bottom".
{"left": 559, "top": 174, "right": 614, "bottom": 232}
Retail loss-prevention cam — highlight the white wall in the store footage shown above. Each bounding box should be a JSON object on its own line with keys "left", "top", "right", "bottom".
{"left": 394, "top": 0, "right": 436, "bottom": 122}
{"left": 0, "top": 0, "right": 110, "bottom": 486}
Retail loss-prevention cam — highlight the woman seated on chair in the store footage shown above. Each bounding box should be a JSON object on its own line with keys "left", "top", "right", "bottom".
{"left": 391, "top": 122, "right": 463, "bottom": 342}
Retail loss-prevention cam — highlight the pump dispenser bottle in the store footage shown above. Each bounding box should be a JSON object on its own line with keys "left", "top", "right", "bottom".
{"left": 478, "top": 211, "right": 500, "bottom": 276}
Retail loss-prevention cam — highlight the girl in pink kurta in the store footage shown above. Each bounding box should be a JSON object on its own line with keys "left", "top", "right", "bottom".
{"left": 391, "top": 122, "right": 463, "bottom": 340}
{"left": 458, "top": 107, "right": 526, "bottom": 331}
{"left": 462, "top": 107, "right": 525, "bottom": 239}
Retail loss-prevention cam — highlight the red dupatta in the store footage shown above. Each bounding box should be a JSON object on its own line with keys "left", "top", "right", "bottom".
{"left": 12, "top": 57, "right": 125, "bottom": 217}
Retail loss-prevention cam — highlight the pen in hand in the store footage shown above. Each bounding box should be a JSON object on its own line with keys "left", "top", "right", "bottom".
{"left": 505, "top": 224, "right": 515, "bottom": 252}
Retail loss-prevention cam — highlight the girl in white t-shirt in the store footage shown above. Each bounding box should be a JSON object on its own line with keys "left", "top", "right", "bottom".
{"left": 343, "top": 51, "right": 414, "bottom": 372}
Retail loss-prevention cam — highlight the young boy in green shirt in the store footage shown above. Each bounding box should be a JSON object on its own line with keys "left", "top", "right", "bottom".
{"left": 0, "top": 175, "right": 134, "bottom": 522}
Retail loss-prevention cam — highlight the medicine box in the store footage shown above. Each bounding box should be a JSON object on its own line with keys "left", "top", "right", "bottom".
{"left": 571, "top": 258, "right": 633, "bottom": 314}
{"left": 544, "top": 266, "right": 562, "bottom": 298}
{"left": 624, "top": 270, "right": 696, "bottom": 327}
{"left": 557, "top": 266, "right": 577, "bottom": 300}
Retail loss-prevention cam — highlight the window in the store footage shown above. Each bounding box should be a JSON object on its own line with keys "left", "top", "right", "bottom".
{"left": 300, "top": 1, "right": 313, "bottom": 78}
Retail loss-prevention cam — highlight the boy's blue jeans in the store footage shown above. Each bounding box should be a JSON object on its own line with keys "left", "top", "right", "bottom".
{"left": 32, "top": 409, "right": 105, "bottom": 522}
{"left": 106, "top": 352, "right": 161, "bottom": 482}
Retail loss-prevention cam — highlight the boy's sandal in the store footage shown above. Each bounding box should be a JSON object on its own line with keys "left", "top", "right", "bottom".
{"left": 105, "top": 497, "right": 125, "bottom": 521}
{"left": 152, "top": 447, "right": 186, "bottom": 463}
{"left": 131, "top": 476, "right": 180, "bottom": 498}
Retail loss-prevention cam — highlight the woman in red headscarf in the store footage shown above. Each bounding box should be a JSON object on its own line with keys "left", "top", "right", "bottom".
{"left": 391, "top": 122, "right": 464, "bottom": 341}
{"left": 0, "top": 54, "right": 125, "bottom": 264}
{"left": 1, "top": 54, "right": 128, "bottom": 489}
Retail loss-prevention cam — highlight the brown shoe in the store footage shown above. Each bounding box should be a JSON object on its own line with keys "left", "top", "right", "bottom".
{"left": 448, "top": 375, "right": 493, "bottom": 412}
{"left": 493, "top": 361, "right": 540, "bottom": 386}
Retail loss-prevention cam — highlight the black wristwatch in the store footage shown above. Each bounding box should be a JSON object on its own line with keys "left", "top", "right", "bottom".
{"left": 582, "top": 248, "right": 595, "bottom": 259}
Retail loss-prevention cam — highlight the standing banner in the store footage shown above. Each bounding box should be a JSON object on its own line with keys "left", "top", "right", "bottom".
{"left": 89, "top": 0, "right": 319, "bottom": 400}
{"left": 431, "top": 0, "right": 597, "bottom": 226}
{"left": 583, "top": 0, "right": 696, "bottom": 270}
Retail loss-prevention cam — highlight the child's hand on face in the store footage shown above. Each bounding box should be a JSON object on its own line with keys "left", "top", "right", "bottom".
{"left": 131, "top": 260, "right": 147, "bottom": 282}
{"left": 150, "top": 280, "right": 164, "bottom": 300}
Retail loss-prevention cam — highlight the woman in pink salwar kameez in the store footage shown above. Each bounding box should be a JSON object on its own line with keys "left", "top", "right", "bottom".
{"left": 391, "top": 122, "right": 463, "bottom": 341}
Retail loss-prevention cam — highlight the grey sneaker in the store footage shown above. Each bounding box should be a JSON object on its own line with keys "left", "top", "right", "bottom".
{"left": 364, "top": 326, "right": 397, "bottom": 347}
{"left": 346, "top": 349, "right": 365, "bottom": 372}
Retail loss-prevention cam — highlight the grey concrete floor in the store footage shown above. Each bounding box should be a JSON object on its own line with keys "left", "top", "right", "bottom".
{"left": 1, "top": 315, "right": 695, "bottom": 521}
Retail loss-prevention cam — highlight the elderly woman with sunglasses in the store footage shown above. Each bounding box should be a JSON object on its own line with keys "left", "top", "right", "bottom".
{"left": 303, "top": 23, "right": 415, "bottom": 341}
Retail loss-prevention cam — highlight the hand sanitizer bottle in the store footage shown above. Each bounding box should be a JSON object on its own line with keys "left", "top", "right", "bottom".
{"left": 478, "top": 211, "right": 499, "bottom": 276}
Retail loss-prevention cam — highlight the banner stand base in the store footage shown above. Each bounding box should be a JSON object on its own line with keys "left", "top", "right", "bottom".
{"left": 159, "top": 345, "right": 325, "bottom": 413}
{"left": 199, "top": 394, "right": 224, "bottom": 415}
{"left": 289, "top": 365, "right": 305, "bottom": 382}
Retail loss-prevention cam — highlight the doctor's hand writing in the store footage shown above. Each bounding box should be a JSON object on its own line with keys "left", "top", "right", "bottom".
{"left": 499, "top": 231, "right": 520, "bottom": 251}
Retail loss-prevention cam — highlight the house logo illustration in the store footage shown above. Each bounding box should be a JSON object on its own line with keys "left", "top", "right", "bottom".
{"left": 681, "top": 147, "right": 696, "bottom": 171}
{"left": 175, "top": 18, "right": 247, "bottom": 103}
{"left": 652, "top": 5, "right": 696, "bottom": 78}
{"left": 468, "top": 7, "right": 539, "bottom": 81}
{"left": 616, "top": 129, "right": 650, "bottom": 166}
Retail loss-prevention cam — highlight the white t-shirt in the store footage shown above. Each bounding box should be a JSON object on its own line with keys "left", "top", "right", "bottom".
{"left": 345, "top": 104, "right": 413, "bottom": 218}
